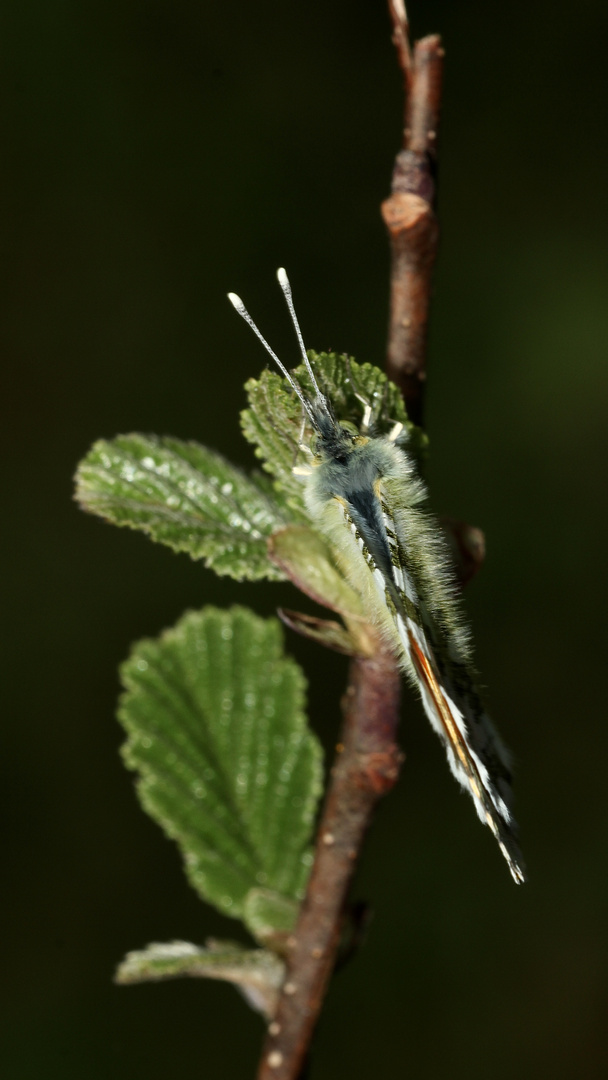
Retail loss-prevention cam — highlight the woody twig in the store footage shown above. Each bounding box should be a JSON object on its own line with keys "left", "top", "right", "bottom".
{"left": 257, "top": 639, "right": 401, "bottom": 1080}
{"left": 383, "top": 0, "right": 444, "bottom": 426}
{"left": 256, "top": 7, "right": 444, "bottom": 1078}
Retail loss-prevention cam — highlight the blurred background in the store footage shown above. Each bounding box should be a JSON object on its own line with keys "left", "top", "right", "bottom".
{"left": 3, "top": 0, "right": 608, "bottom": 1076}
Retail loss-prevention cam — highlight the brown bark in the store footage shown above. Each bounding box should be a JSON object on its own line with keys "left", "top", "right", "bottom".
{"left": 256, "top": 643, "right": 402, "bottom": 1080}
{"left": 383, "top": 4, "right": 444, "bottom": 426}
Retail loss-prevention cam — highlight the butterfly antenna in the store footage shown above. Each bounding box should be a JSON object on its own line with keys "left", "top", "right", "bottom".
{"left": 276, "top": 268, "right": 322, "bottom": 397}
{"left": 227, "top": 290, "right": 318, "bottom": 429}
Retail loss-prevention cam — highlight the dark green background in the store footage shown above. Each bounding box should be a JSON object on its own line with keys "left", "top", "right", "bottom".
{"left": 3, "top": 1, "right": 607, "bottom": 1076}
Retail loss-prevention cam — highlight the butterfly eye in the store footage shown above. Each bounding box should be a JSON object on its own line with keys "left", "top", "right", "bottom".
{"left": 340, "top": 422, "right": 358, "bottom": 440}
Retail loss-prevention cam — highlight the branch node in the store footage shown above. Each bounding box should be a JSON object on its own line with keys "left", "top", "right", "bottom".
{"left": 382, "top": 191, "right": 431, "bottom": 234}
{"left": 383, "top": 16, "right": 444, "bottom": 422}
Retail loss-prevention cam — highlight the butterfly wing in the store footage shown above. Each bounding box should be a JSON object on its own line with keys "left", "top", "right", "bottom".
{"left": 339, "top": 480, "right": 525, "bottom": 884}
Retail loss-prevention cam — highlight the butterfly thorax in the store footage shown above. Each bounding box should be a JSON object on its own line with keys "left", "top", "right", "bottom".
{"left": 308, "top": 429, "right": 409, "bottom": 605}
{"left": 312, "top": 430, "right": 403, "bottom": 501}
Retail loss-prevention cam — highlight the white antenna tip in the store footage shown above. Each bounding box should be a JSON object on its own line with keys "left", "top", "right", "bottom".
{"left": 277, "top": 267, "right": 289, "bottom": 287}
{"left": 227, "top": 292, "right": 245, "bottom": 313}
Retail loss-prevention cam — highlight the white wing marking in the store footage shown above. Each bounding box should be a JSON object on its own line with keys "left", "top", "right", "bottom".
{"left": 340, "top": 498, "right": 524, "bottom": 883}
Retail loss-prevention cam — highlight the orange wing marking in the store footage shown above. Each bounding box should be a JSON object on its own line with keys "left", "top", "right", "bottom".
{"left": 406, "top": 628, "right": 486, "bottom": 810}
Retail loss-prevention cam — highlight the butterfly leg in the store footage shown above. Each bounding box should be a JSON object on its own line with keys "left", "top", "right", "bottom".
{"left": 353, "top": 392, "right": 374, "bottom": 434}
{"left": 291, "top": 409, "right": 315, "bottom": 476}
{"left": 291, "top": 411, "right": 314, "bottom": 462}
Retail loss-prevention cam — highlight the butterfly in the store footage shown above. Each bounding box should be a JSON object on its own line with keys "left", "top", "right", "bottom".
{"left": 228, "top": 270, "right": 525, "bottom": 884}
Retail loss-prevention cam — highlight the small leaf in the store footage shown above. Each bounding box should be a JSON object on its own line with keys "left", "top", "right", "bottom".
{"left": 243, "top": 888, "right": 299, "bottom": 953}
{"left": 118, "top": 606, "right": 323, "bottom": 920}
{"left": 115, "top": 939, "right": 285, "bottom": 1018}
{"left": 268, "top": 525, "right": 364, "bottom": 616}
{"left": 75, "top": 434, "right": 286, "bottom": 580}
{"left": 270, "top": 529, "right": 378, "bottom": 658}
{"left": 241, "top": 351, "right": 427, "bottom": 514}
{"left": 278, "top": 609, "right": 360, "bottom": 656}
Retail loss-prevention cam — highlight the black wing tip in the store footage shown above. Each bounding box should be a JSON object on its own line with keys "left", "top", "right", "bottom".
{"left": 509, "top": 859, "right": 527, "bottom": 885}
{"left": 497, "top": 831, "right": 527, "bottom": 884}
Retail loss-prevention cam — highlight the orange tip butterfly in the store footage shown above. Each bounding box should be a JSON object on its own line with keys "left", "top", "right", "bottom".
{"left": 228, "top": 270, "right": 525, "bottom": 883}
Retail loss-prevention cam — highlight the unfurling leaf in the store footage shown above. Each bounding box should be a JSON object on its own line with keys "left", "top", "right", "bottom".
{"left": 118, "top": 606, "right": 323, "bottom": 924}
{"left": 75, "top": 434, "right": 287, "bottom": 580}
{"left": 242, "top": 888, "right": 299, "bottom": 953}
{"left": 115, "top": 939, "right": 285, "bottom": 1018}
{"left": 268, "top": 525, "right": 363, "bottom": 616}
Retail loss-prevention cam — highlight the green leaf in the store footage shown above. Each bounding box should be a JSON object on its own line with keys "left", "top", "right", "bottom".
{"left": 268, "top": 525, "right": 364, "bottom": 616}
{"left": 241, "top": 350, "right": 427, "bottom": 514}
{"left": 115, "top": 938, "right": 285, "bottom": 1018}
{"left": 241, "top": 369, "right": 310, "bottom": 517}
{"left": 75, "top": 434, "right": 287, "bottom": 580}
{"left": 118, "top": 606, "right": 323, "bottom": 921}
{"left": 242, "top": 888, "right": 299, "bottom": 952}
